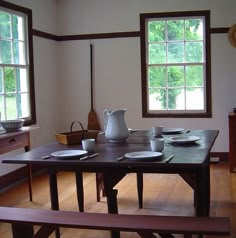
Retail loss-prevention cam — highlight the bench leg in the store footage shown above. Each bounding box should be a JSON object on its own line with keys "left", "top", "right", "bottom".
{"left": 158, "top": 233, "right": 175, "bottom": 238}
{"left": 137, "top": 231, "right": 157, "bottom": 238}
{"left": 12, "top": 223, "right": 34, "bottom": 238}
{"left": 33, "top": 225, "right": 55, "bottom": 238}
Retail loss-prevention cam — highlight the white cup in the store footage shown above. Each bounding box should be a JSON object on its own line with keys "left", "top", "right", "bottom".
{"left": 82, "top": 139, "right": 95, "bottom": 153}
{"left": 150, "top": 137, "right": 164, "bottom": 152}
{"left": 152, "top": 126, "right": 163, "bottom": 137}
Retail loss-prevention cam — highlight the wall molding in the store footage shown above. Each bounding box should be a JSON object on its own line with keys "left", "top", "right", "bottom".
{"left": 32, "top": 29, "right": 58, "bottom": 41}
{"left": 210, "top": 152, "right": 229, "bottom": 162}
{"left": 32, "top": 27, "right": 230, "bottom": 41}
{"left": 210, "top": 27, "right": 229, "bottom": 34}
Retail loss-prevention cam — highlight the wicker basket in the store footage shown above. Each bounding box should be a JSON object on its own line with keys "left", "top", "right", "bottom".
{"left": 55, "top": 121, "right": 99, "bottom": 145}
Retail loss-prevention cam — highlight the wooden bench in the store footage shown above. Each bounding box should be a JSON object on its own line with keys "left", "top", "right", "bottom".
{"left": 0, "top": 206, "right": 230, "bottom": 238}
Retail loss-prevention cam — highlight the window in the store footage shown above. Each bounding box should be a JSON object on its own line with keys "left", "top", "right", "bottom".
{"left": 0, "top": 1, "right": 36, "bottom": 125}
{"left": 140, "top": 11, "right": 211, "bottom": 118}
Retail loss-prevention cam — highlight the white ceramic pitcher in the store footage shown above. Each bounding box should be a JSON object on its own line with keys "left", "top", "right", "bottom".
{"left": 103, "top": 109, "right": 129, "bottom": 142}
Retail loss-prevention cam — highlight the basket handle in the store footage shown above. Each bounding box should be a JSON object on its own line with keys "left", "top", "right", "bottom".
{"left": 70, "top": 121, "right": 84, "bottom": 132}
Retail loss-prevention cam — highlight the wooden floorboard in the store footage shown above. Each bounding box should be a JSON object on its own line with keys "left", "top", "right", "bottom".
{"left": 0, "top": 162, "right": 235, "bottom": 238}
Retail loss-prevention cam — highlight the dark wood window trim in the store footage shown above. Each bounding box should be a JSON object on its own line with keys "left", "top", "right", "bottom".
{"left": 140, "top": 10, "right": 212, "bottom": 118}
{"left": 0, "top": 0, "right": 36, "bottom": 126}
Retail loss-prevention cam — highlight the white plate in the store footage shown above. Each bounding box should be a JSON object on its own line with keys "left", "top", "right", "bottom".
{"left": 163, "top": 128, "right": 184, "bottom": 134}
{"left": 167, "top": 135, "right": 201, "bottom": 144}
{"left": 125, "top": 151, "right": 163, "bottom": 161}
{"left": 51, "top": 150, "right": 87, "bottom": 159}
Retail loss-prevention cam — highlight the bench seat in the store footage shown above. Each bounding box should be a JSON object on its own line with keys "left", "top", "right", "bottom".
{"left": 0, "top": 206, "right": 230, "bottom": 238}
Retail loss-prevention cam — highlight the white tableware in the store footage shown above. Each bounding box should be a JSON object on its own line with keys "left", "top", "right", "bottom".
{"left": 163, "top": 128, "right": 184, "bottom": 134}
{"left": 124, "top": 151, "right": 163, "bottom": 161}
{"left": 1, "top": 119, "right": 24, "bottom": 132}
{"left": 150, "top": 137, "right": 164, "bottom": 152}
{"left": 167, "top": 135, "right": 201, "bottom": 144}
{"left": 152, "top": 126, "right": 163, "bottom": 137}
{"left": 82, "top": 138, "right": 95, "bottom": 152}
{"left": 104, "top": 109, "right": 129, "bottom": 142}
{"left": 51, "top": 150, "right": 87, "bottom": 159}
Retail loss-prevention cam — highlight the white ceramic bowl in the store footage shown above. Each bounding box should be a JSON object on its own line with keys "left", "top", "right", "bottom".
{"left": 1, "top": 119, "right": 24, "bottom": 132}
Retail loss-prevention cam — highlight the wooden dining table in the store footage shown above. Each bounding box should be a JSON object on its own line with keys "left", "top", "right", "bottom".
{"left": 2, "top": 129, "right": 219, "bottom": 238}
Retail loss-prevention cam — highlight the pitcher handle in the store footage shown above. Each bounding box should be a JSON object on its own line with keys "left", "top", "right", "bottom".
{"left": 103, "top": 109, "right": 109, "bottom": 131}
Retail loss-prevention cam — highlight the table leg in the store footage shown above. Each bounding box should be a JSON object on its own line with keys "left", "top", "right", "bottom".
{"left": 96, "top": 172, "right": 105, "bottom": 202}
{"left": 136, "top": 172, "right": 143, "bottom": 209}
{"left": 103, "top": 172, "right": 126, "bottom": 238}
{"left": 48, "top": 170, "right": 60, "bottom": 238}
{"left": 25, "top": 143, "right": 33, "bottom": 202}
{"left": 75, "top": 172, "right": 84, "bottom": 212}
{"left": 195, "top": 164, "right": 210, "bottom": 216}
{"left": 106, "top": 189, "right": 119, "bottom": 238}
{"left": 27, "top": 164, "right": 33, "bottom": 201}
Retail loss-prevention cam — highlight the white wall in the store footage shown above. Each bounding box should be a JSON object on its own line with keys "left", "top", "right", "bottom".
{"left": 57, "top": 0, "right": 236, "bottom": 152}
{"left": 4, "top": 0, "right": 236, "bottom": 152}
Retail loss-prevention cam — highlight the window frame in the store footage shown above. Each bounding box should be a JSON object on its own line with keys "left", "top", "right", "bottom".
{"left": 0, "top": 0, "right": 36, "bottom": 125}
{"left": 140, "top": 10, "right": 211, "bottom": 118}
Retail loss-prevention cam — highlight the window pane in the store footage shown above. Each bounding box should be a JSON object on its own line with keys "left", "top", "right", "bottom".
{"left": 13, "top": 41, "right": 25, "bottom": 64}
{"left": 167, "top": 66, "right": 184, "bottom": 87}
{"left": 167, "top": 42, "right": 184, "bottom": 63}
{"left": 18, "top": 93, "right": 30, "bottom": 117}
{"left": 0, "top": 95, "right": 5, "bottom": 119}
{"left": 12, "top": 15, "right": 24, "bottom": 40}
{"left": 185, "top": 19, "right": 203, "bottom": 41}
{"left": 148, "top": 21, "right": 165, "bottom": 42}
{"left": 186, "top": 65, "right": 203, "bottom": 87}
{"left": 6, "top": 94, "right": 17, "bottom": 119}
{"left": 149, "top": 43, "right": 166, "bottom": 64}
{"left": 167, "top": 20, "right": 184, "bottom": 41}
{"left": 186, "top": 88, "right": 204, "bottom": 110}
{"left": 0, "top": 39, "right": 12, "bottom": 64}
{"left": 186, "top": 42, "right": 203, "bottom": 62}
{"left": 149, "top": 88, "right": 166, "bottom": 110}
{"left": 149, "top": 66, "right": 166, "bottom": 87}
{"left": 4, "top": 67, "right": 16, "bottom": 93}
{"left": 0, "top": 67, "right": 3, "bottom": 93}
{"left": 168, "top": 88, "right": 184, "bottom": 109}
{"left": 0, "top": 11, "right": 11, "bottom": 38}
{"left": 16, "top": 68, "right": 28, "bottom": 92}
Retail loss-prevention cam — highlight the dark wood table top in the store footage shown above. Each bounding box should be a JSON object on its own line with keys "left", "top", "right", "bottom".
{"left": 2, "top": 130, "right": 219, "bottom": 173}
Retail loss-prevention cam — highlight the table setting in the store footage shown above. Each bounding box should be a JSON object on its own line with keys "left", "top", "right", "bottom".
{"left": 42, "top": 107, "right": 202, "bottom": 164}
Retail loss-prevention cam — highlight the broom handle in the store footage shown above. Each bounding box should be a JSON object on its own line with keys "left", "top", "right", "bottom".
{"left": 90, "top": 44, "right": 94, "bottom": 111}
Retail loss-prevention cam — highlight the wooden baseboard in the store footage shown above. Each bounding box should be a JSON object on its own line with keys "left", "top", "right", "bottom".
{"left": 0, "top": 165, "right": 44, "bottom": 191}
{"left": 210, "top": 152, "right": 229, "bottom": 162}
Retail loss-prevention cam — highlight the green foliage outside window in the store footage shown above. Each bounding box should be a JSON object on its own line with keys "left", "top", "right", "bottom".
{"left": 147, "top": 18, "right": 204, "bottom": 110}
{"left": 0, "top": 9, "right": 28, "bottom": 120}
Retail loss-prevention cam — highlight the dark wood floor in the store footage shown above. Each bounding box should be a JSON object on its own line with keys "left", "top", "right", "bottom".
{"left": 0, "top": 162, "right": 235, "bottom": 238}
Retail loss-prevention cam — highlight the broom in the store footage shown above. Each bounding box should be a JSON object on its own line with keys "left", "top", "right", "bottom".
{"left": 87, "top": 43, "right": 101, "bottom": 131}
